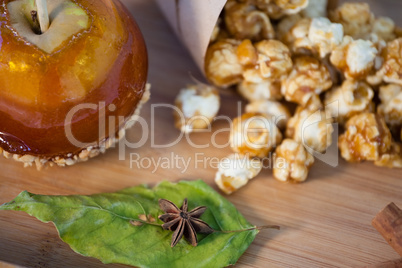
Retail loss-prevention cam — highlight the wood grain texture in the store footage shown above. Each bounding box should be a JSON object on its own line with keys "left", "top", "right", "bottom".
{"left": 0, "top": 0, "right": 401, "bottom": 267}
{"left": 365, "top": 259, "right": 402, "bottom": 268}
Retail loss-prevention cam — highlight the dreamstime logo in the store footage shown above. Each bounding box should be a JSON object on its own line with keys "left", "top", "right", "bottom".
{"left": 64, "top": 100, "right": 340, "bottom": 168}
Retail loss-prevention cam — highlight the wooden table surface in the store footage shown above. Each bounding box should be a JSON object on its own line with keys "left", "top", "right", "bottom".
{"left": 1, "top": 0, "right": 402, "bottom": 267}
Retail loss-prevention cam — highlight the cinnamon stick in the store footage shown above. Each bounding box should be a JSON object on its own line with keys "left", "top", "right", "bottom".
{"left": 372, "top": 203, "right": 402, "bottom": 257}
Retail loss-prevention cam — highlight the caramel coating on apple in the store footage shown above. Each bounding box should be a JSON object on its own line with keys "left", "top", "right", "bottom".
{"left": 0, "top": 0, "right": 148, "bottom": 157}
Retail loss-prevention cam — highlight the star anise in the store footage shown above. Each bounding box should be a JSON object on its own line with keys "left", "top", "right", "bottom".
{"left": 158, "top": 198, "right": 214, "bottom": 247}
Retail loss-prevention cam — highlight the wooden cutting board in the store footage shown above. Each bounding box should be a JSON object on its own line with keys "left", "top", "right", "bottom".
{"left": 0, "top": 0, "right": 401, "bottom": 267}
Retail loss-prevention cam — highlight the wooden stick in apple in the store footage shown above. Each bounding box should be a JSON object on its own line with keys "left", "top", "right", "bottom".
{"left": 30, "top": 10, "right": 41, "bottom": 34}
{"left": 35, "top": 0, "right": 49, "bottom": 33}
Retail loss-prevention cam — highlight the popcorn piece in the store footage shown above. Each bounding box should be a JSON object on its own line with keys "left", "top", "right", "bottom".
{"left": 255, "top": 40, "right": 292, "bottom": 79}
{"left": 173, "top": 84, "right": 220, "bottom": 133}
{"left": 236, "top": 39, "right": 258, "bottom": 67}
{"left": 282, "top": 18, "right": 314, "bottom": 55}
{"left": 281, "top": 56, "right": 332, "bottom": 106}
{"left": 286, "top": 104, "right": 334, "bottom": 153}
{"left": 238, "top": 79, "right": 282, "bottom": 102}
{"left": 273, "top": 139, "right": 315, "bottom": 183}
{"left": 395, "top": 26, "right": 402, "bottom": 38}
{"left": 366, "top": 73, "right": 384, "bottom": 87}
{"left": 301, "top": 0, "right": 328, "bottom": 18}
{"left": 308, "top": 17, "right": 343, "bottom": 58}
{"left": 245, "top": 100, "right": 291, "bottom": 129}
{"left": 325, "top": 80, "right": 374, "bottom": 125}
{"left": 243, "top": 40, "right": 293, "bottom": 83}
{"left": 276, "top": 14, "right": 303, "bottom": 40}
{"left": 329, "top": 3, "right": 395, "bottom": 44}
{"left": 251, "top": 0, "right": 285, "bottom": 20}
{"left": 215, "top": 153, "right": 263, "bottom": 194}
{"left": 378, "top": 84, "right": 402, "bottom": 127}
{"left": 374, "top": 142, "right": 402, "bottom": 169}
{"left": 330, "top": 36, "right": 377, "bottom": 80}
{"left": 230, "top": 113, "right": 282, "bottom": 158}
{"left": 329, "top": 2, "right": 374, "bottom": 40}
{"left": 256, "top": 40, "right": 293, "bottom": 80}
{"left": 274, "top": 0, "right": 309, "bottom": 15}
{"left": 224, "top": 1, "right": 275, "bottom": 41}
{"left": 283, "top": 17, "right": 343, "bottom": 58}
{"left": 365, "top": 39, "right": 387, "bottom": 86}
{"left": 205, "top": 39, "right": 243, "bottom": 88}
{"left": 244, "top": 0, "right": 308, "bottom": 20}
{"left": 376, "top": 38, "right": 402, "bottom": 86}
{"left": 371, "top": 17, "right": 396, "bottom": 43}
{"left": 206, "top": 39, "right": 292, "bottom": 88}
{"left": 338, "top": 113, "right": 392, "bottom": 162}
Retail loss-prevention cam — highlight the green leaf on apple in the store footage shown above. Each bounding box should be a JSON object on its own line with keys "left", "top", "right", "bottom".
{"left": 0, "top": 180, "right": 263, "bottom": 268}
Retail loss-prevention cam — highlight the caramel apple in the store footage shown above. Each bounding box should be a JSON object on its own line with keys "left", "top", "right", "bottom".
{"left": 0, "top": 0, "right": 149, "bottom": 168}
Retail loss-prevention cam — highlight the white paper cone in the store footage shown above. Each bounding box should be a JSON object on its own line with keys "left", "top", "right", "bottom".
{"left": 155, "top": 0, "right": 227, "bottom": 73}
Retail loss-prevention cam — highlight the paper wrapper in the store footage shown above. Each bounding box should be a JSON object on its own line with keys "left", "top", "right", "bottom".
{"left": 155, "top": 0, "right": 227, "bottom": 74}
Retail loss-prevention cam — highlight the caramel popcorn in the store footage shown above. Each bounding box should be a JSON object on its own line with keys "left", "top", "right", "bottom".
{"left": 301, "top": 0, "right": 328, "bottom": 18}
{"left": 249, "top": 0, "right": 285, "bottom": 20}
{"left": 365, "top": 39, "right": 386, "bottom": 85}
{"left": 204, "top": 0, "right": 402, "bottom": 178}
{"left": 205, "top": 39, "right": 243, "bottom": 88}
{"left": 374, "top": 142, "right": 402, "bottom": 169}
{"left": 257, "top": 39, "right": 293, "bottom": 79}
{"left": 378, "top": 84, "right": 402, "bottom": 127}
{"left": 329, "top": 2, "right": 374, "bottom": 40}
{"left": 243, "top": 40, "right": 293, "bottom": 83}
{"left": 236, "top": 39, "right": 258, "bottom": 67}
{"left": 330, "top": 36, "right": 378, "bottom": 80}
{"left": 238, "top": 79, "right": 282, "bottom": 102}
{"left": 395, "top": 26, "right": 402, "bottom": 38}
{"left": 244, "top": 0, "right": 308, "bottom": 20}
{"left": 325, "top": 80, "right": 374, "bottom": 125}
{"left": 286, "top": 104, "right": 334, "bottom": 153}
{"left": 338, "top": 113, "right": 392, "bottom": 162}
{"left": 281, "top": 56, "right": 332, "bottom": 106}
{"left": 330, "top": 3, "right": 395, "bottom": 44}
{"left": 215, "top": 153, "right": 263, "bottom": 194}
{"left": 173, "top": 84, "right": 220, "bottom": 133}
{"left": 274, "top": 0, "right": 309, "bottom": 15}
{"left": 245, "top": 100, "right": 291, "bottom": 129}
{"left": 376, "top": 38, "right": 402, "bottom": 86}
{"left": 282, "top": 18, "right": 313, "bottom": 55}
{"left": 273, "top": 139, "right": 315, "bottom": 183}
{"left": 283, "top": 17, "right": 343, "bottom": 58}
{"left": 224, "top": 1, "right": 275, "bottom": 41}
{"left": 230, "top": 113, "right": 282, "bottom": 158}
{"left": 276, "top": 14, "right": 303, "bottom": 40}
{"left": 371, "top": 17, "right": 396, "bottom": 43}
{"left": 308, "top": 17, "right": 343, "bottom": 58}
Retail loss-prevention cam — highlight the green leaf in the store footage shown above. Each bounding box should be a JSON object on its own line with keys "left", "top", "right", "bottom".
{"left": 0, "top": 180, "right": 259, "bottom": 268}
